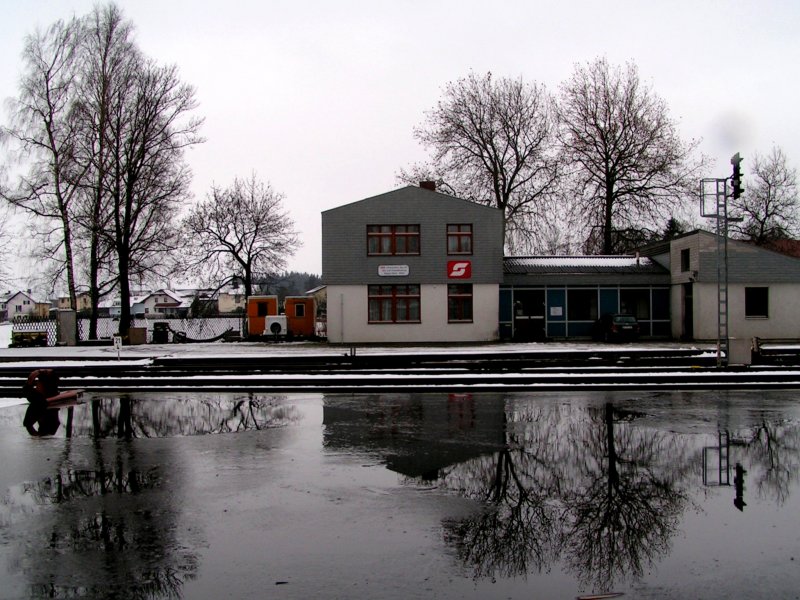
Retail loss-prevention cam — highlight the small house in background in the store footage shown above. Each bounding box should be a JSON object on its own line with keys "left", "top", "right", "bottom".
{"left": 217, "top": 288, "right": 245, "bottom": 314}
{"left": 1, "top": 290, "right": 50, "bottom": 320}
{"left": 55, "top": 291, "right": 92, "bottom": 312}
{"left": 138, "top": 289, "right": 187, "bottom": 318}
{"left": 174, "top": 288, "right": 216, "bottom": 316}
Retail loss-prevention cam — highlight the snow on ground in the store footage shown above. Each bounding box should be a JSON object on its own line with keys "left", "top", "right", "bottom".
{"left": 0, "top": 337, "right": 719, "bottom": 364}
{"left": 8, "top": 318, "right": 800, "bottom": 365}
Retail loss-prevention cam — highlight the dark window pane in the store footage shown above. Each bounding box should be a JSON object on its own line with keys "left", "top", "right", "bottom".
{"left": 745, "top": 287, "right": 768, "bottom": 318}
{"left": 567, "top": 289, "right": 598, "bottom": 321}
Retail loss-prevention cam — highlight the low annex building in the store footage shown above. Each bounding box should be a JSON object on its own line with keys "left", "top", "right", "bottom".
{"left": 322, "top": 185, "right": 504, "bottom": 344}
{"left": 500, "top": 255, "right": 671, "bottom": 341}
{"left": 640, "top": 230, "right": 800, "bottom": 341}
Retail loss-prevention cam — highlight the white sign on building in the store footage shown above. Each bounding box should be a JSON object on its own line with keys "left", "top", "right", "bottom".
{"left": 378, "top": 265, "right": 410, "bottom": 277}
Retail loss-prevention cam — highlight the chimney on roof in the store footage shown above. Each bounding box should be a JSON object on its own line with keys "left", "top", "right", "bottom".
{"left": 419, "top": 181, "right": 436, "bottom": 191}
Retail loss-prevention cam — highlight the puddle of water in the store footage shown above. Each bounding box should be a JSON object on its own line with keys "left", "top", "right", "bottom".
{"left": 0, "top": 390, "right": 799, "bottom": 599}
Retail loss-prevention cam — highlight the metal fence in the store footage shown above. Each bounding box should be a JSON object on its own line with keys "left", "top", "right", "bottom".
{"left": 10, "top": 314, "right": 327, "bottom": 346}
{"left": 12, "top": 316, "right": 245, "bottom": 346}
{"left": 9, "top": 317, "right": 58, "bottom": 347}
{"left": 78, "top": 317, "right": 245, "bottom": 344}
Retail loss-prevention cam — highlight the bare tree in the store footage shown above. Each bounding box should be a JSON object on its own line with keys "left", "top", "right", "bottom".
{"left": 105, "top": 57, "right": 203, "bottom": 338}
{"left": 2, "top": 4, "right": 203, "bottom": 341}
{"left": 0, "top": 204, "right": 13, "bottom": 287}
{"left": 181, "top": 173, "right": 300, "bottom": 298}
{"left": 730, "top": 146, "right": 799, "bottom": 245}
{"left": 402, "top": 72, "right": 561, "bottom": 253}
{"left": 558, "top": 58, "right": 704, "bottom": 254}
{"left": 1, "top": 17, "right": 86, "bottom": 308}
{"left": 71, "top": 3, "right": 138, "bottom": 338}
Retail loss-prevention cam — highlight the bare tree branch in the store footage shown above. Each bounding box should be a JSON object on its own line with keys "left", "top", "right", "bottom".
{"left": 181, "top": 173, "right": 300, "bottom": 298}
{"left": 558, "top": 58, "right": 706, "bottom": 254}
{"left": 730, "top": 145, "right": 799, "bottom": 244}
{"left": 400, "top": 72, "right": 562, "bottom": 253}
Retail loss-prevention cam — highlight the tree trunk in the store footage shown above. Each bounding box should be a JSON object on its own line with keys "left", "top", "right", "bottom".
{"left": 605, "top": 402, "right": 619, "bottom": 496}
{"left": 117, "top": 252, "right": 132, "bottom": 340}
{"left": 603, "top": 180, "right": 615, "bottom": 254}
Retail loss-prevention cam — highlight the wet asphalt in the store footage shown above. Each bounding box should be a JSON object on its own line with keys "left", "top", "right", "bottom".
{"left": 1, "top": 388, "right": 800, "bottom": 599}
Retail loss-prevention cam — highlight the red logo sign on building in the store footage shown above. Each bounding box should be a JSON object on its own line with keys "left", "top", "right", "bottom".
{"left": 447, "top": 260, "right": 472, "bottom": 279}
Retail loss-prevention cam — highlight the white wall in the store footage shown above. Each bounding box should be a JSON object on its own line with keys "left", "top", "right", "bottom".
{"left": 687, "top": 282, "right": 800, "bottom": 341}
{"left": 670, "top": 284, "right": 683, "bottom": 340}
{"left": 326, "top": 284, "right": 499, "bottom": 344}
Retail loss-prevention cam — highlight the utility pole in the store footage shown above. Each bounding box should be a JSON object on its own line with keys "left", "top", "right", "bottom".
{"left": 700, "top": 154, "right": 744, "bottom": 367}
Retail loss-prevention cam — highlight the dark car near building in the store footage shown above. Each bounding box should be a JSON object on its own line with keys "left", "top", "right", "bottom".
{"left": 593, "top": 313, "right": 640, "bottom": 342}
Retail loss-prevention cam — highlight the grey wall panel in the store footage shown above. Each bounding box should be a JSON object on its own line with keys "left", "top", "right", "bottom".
{"left": 322, "top": 186, "right": 504, "bottom": 285}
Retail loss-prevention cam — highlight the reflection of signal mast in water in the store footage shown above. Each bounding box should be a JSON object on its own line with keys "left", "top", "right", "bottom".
{"left": 701, "top": 430, "right": 748, "bottom": 512}
{"left": 734, "top": 463, "right": 747, "bottom": 512}
{"left": 702, "top": 430, "right": 731, "bottom": 487}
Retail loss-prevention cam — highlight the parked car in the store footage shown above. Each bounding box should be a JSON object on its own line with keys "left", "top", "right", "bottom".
{"left": 593, "top": 313, "right": 640, "bottom": 342}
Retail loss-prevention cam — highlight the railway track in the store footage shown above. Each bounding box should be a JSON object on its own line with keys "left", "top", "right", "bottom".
{"left": 2, "top": 347, "right": 800, "bottom": 395}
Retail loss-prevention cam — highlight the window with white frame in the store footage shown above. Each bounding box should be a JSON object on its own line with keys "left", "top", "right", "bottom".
{"left": 447, "top": 224, "right": 473, "bottom": 255}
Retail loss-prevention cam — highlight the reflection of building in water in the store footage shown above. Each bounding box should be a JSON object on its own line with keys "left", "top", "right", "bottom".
{"left": 322, "top": 393, "right": 508, "bottom": 480}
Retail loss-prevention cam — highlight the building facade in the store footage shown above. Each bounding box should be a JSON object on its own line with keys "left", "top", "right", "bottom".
{"left": 642, "top": 230, "right": 800, "bottom": 341}
{"left": 1, "top": 290, "right": 49, "bottom": 320}
{"left": 500, "top": 256, "right": 671, "bottom": 340}
{"left": 322, "top": 188, "right": 800, "bottom": 344}
{"left": 322, "top": 185, "right": 504, "bottom": 344}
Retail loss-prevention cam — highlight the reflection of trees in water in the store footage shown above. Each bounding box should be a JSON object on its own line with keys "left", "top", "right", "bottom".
{"left": 3, "top": 410, "right": 201, "bottom": 599}
{"left": 439, "top": 400, "right": 697, "bottom": 591}
{"left": 64, "top": 393, "right": 300, "bottom": 439}
{"left": 440, "top": 403, "right": 564, "bottom": 579}
{"left": 4, "top": 392, "right": 300, "bottom": 598}
{"left": 735, "top": 418, "right": 800, "bottom": 506}
{"left": 561, "top": 403, "right": 693, "bottom": 590}
{"left": 443, "top": 449, "right": 561, "bottom": 580}
{"left": 21, "top": 463, "right": 159, "bottom": 507}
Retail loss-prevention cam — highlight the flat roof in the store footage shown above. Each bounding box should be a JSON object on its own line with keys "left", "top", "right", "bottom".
{"left": 504, "top": 256, "right": 668, "bottom": 275}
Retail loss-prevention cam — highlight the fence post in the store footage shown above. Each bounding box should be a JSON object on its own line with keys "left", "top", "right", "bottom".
{"left": 56, "top": 309, "right": 78, "bottom": 346}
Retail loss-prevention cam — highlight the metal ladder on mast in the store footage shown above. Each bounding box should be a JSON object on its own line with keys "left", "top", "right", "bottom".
{"left": 701, "top": 177, "right": 732, "bottom": 367}
{"left": 716, "top": 191, "right": 729, "bottom": 366}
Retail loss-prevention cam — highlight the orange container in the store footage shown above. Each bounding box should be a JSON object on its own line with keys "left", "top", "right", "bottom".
{"left": 284, "top": 297, "right": 316, "bottom": 338}
{"left": 246, "top": 295, "right": 278, "bottom": 337}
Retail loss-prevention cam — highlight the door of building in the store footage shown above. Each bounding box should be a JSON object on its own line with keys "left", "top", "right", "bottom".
{"left": 682, "top": 283, "right": 694, "bottom": 340}
{"left": 513, "top": 290, "right": 546, "bottom": 341}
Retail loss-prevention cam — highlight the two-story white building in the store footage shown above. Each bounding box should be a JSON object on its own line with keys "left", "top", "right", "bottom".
{"left": 1, "top": 290, "right": 49, "bottom": 320}
{"left": 322, "top": 184, "right": 504, "bottom": 344}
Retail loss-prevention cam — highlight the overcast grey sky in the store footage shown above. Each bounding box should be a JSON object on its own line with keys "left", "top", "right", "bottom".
{"left": 2, "top": 0, "right": 799, "bottom": 278}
